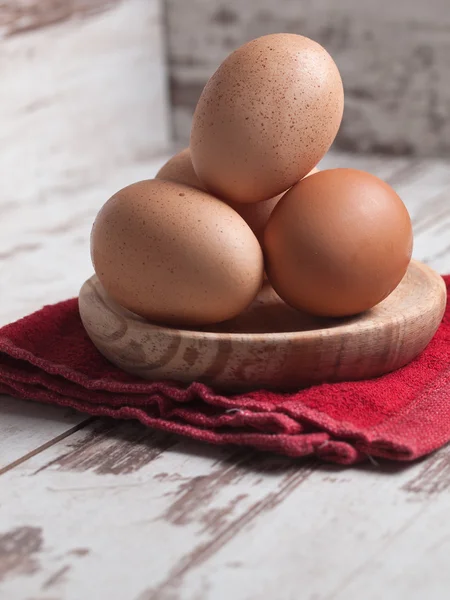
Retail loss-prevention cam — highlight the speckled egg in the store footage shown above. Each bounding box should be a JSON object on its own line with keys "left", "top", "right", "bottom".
{"left": 190, "top": 33, "right": 343, "bottom": 203}
{"left": 156, "top": 148, "right": 202, "bottom": 190}
{"left": 264, "top": 169, "right": 413, "bottom": 317}
{"left": 156, "top": 148, "right": 318, "bottom": 244}
{"left": 91, "top": 179, "right": 264, "bottom": 326}
{"left": 226, "top": 165, "right": 320, "bottom": 243}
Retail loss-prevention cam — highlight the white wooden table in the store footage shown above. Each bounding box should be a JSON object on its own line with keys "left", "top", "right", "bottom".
{"left": 1, "top": 150, "right": 450, "bottom": 600}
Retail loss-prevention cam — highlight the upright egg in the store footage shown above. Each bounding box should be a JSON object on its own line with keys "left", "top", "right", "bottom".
{"left": 263, "top": 169, "right": 413, "bottom": 317}
{"left": 190, "top": 33, "right": 343, "bottom": 204}
{"left": 91, "top": 179, "right": 264, "bottom": 326}
{"left": 156, "top": 148, "right": 318, "bottom": 243}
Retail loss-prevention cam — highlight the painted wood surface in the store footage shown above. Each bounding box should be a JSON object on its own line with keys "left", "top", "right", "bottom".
{"left": 1, "top": 420, "right": 450, "bottom": 600}
{"left": 0, "top": 0, "right": 170, "bottom": 297}
{"left": 0, "top": 396, "right": 89, "bottom": 473}
{"left": 1, "top": 150, "right": 450, "bottom": 599}
{"left": 0, "top": 0, "right": 123, "bottom": 38}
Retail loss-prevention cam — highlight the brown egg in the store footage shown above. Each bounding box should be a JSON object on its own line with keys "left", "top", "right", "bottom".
{"left": 156, "top": 148, "right": 202, "bottom": 190}
{"left": 264, "top": 169, "right": 413, "bottom": 317}
{"left": 156, "top": 148, "right": 319, "bottom": 243}
{"left": 91, "top": 179, "right": 264, "bottom": 326}
{"left": 190, "top": 33, "right": 343, "bottom": 204}
{"left": 227, "top": 166, "right": 321, "bottom": 243}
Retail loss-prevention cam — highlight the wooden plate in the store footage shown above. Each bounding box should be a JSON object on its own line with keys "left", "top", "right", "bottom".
{"left": 79, "top": 261, "right": 446, "bottom": 391}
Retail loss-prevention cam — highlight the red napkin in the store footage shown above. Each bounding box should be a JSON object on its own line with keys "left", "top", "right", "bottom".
{"left": 1, "top": 278, "right": 450, "bottom": 465}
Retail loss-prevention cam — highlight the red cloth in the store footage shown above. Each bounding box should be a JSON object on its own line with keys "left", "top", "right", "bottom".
{"left": 1, "top": 278, "right": 450, "bottom": 465}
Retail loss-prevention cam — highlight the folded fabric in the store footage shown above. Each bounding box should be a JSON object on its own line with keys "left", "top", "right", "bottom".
{"left": 1, "top": 277, "right": 450, "bottom": 465}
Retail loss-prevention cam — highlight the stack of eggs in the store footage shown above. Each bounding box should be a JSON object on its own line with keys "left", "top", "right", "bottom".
{"left": 91, "top": 34, "right": 413, "bottom": 327}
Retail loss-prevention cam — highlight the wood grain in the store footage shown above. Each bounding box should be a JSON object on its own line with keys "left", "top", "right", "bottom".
{"left": 0, "top": 396, "right": 89, "bottom": 472}
{"left": 0, "top": 0, "right": 169, "bottom": 297}
{"left": 0, "top": 0, "right": 123, "bottom": 37}
{"left": 35, "top": 420, "right": 178, "bottom": 476}
{"left": 402, "top": 443, "right": 450, "bottom": 495}
{"left": 79, "top": 261, "right": 446, "bottom": 390}
{"left": 0, "top": 526, "right": 43, "bottom": 582}
{"left": 2, "top": 153, "right": 450, "bottom": 599}
{"left": 1, "top": 417, "right": 450, "bottom": 600}
{"left": 0, "top": 422, "right": 317, "bottom": 599}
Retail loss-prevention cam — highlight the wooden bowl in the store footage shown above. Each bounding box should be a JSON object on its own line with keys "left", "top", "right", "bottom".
{"left": 79, "top": 261, "right": 446, "bottom": 391}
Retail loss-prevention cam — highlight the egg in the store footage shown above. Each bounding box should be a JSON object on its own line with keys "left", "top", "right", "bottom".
{"left": 156, "top": 148, "right": 319, "bottom": 243}
{"left": 156, "top": 148, "right": 202, "bottom": 190}
{"left": 227, "top": 165, "right": 320, "bottom": 243}
{"left": 263, "top": 169, "right": 413, "bottom": 317}
{"left": 190, "top": 33, "right": 343, "bottom": 204}
{"left": 91, "top": 179, "right": 264, "bottom": 326}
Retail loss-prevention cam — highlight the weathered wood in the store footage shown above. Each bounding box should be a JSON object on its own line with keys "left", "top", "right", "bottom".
{"left": 79, "top": 260, "right": 446, "bottom": 390}
{"left": 165, "top": 0, "right": 450, "bottom": 156}
{"left": 1, "top": 153, "right": 450, "bottom": 600}
{"left": 0, "top": 396, "right": 90, "bottom": 473}
{"left": 0, "top": 419, "right": 316, "bottom": 598}
{"left": 0, "top": 154, "right": 169, "bottom": 328}
{"left": 0, "top": 0, "right": 123, "bottom": 38}
{"left": 0, "top": 153, "right": 169, "bottom": 479}
{"left": 1, "top": 417, "right": 450, "bottom": 600}
{"left": 148, "top": 449, "right": 450, "bottom": 600}
{"left": 0, "top": 0, "right": 169, "bottom": 290}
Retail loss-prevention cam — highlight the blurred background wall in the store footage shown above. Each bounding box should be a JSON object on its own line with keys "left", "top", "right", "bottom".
{"left": 165, "top": 0, "right": 450, "bottom": 156}
{"left": 2, "top": 0, "right": 449, "bottom": 173}
{"left": 0, "top": 0, "right": 170, "bottom": 205}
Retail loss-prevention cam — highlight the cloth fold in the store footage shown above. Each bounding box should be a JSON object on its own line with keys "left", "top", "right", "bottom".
{"left": 1, "top": 278, "right": 450, "bottom": 465}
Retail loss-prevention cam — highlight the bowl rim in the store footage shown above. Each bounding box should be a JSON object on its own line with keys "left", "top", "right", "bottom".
{"left": 80, "top": 260, "right": 446, "bottom": 345}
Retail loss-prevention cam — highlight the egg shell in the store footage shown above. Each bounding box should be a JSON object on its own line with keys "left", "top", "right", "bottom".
{"left": 226, "top": 165, "right": 320, "bottom": 243}
{"left": 156, "top": 148, "right": 202, "bottom": 190}
{"left": 91, "top": 179, "right": 264, "bottom": 326}
{"left": 190, "top": 33, "right": 343, "bottom": 204}
{"left": 156, "top": 148, "right": 319, "bottom": 244}
{"left": 264, "top": 168, "right": 413, "bottom": 317}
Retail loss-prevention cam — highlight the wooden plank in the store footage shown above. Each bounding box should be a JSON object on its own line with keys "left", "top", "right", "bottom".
{"left": 0, "top": 153, "right": 169, "bottom": 472}
{"left": 0, "top": 419, "right": 316, "bottom": 600}
{"left": 0, "top": 0, "right": 170, "bottom": 471}
{"left": 1, "top": 152, "right": 450, "bottom": 600}
{"left": 0, "top": 0, "right": 123, "bottom": 38}
{"left": 0, "top": 0, "right": 170, "bottom": 324}
{"left": 0, "top": 396, "right": 90, "bottom": 472}
{"left": 145, "top": 452, "right": 450, "bottom": 600}
{"left": 0, "top": 154, "right": 169, "bottom": 328}
{"left": 328, "top": 447, "right": 450, "bottom": 600}
{"left": 1, "top": 418, "right": 450, "bottom": 600}
{"left": 0, "top": 0, "right": 169, "bottom": 239}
